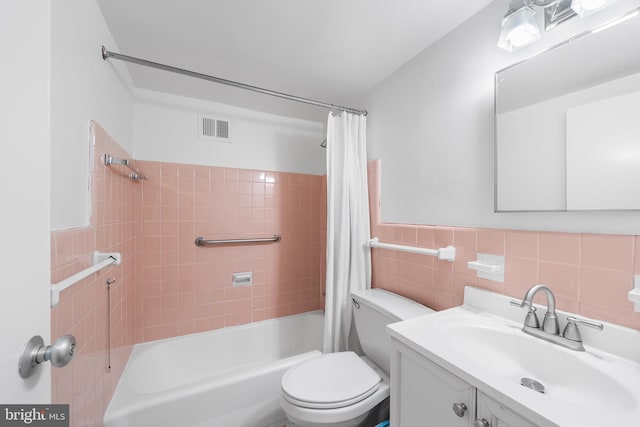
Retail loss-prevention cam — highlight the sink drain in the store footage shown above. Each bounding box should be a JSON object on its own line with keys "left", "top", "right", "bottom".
{"left": 521, "top": 377, "right": 545, "bottom": 394}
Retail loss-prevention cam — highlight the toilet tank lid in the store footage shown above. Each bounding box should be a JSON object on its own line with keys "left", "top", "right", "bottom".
{"left": 351, "top": 288, "right": 433, "bottom": 321}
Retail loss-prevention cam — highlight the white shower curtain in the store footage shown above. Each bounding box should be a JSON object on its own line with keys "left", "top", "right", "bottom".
{"left": 323, "top": 111, "right": 371, "bottom": 354}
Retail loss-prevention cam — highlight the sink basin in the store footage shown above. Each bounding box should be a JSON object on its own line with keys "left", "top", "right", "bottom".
{"left": 387, "top": 287, "right": 640, "bottom": 427}
{"left": 446, "top": 323, "right": 636, "bottom": 411}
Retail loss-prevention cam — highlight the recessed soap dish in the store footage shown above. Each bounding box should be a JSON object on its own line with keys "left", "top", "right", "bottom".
{"left": 467, "top": 253, "right": 504, "bottom": 282}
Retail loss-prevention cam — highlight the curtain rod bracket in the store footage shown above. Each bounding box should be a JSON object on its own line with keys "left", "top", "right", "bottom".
{"left": 101, "top": 45, "right": 110, "bottom": 60}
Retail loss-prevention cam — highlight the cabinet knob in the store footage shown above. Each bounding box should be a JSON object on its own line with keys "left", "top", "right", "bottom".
{"left": 452, "top": 402, "right": 467, "bottom": 417}
{"left": 473, "top": 419, "right": 490, "bottom": 427}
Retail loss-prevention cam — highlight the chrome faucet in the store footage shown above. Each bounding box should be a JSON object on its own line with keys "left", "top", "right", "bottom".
{"left": 511, "top": 284, "right": 559, "bottom": 335}
{"left": 511, "top": 284, "right": 603, "bottom": 351}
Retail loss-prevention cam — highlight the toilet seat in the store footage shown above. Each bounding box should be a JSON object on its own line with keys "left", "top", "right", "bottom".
{"left": 281, "top": 352, "right": 381, "bottom": 409}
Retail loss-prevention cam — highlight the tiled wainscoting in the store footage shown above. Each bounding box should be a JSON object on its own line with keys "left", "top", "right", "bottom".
{"left": 368, "top": 160, "right": 640, "bottom": 330}
{"left": 50, "top": 123, "right": 139, "bottom": 425}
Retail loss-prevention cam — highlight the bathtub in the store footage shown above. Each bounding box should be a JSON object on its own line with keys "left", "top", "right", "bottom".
{"left": 104, "top": 311, "right": 324, "bottom": 427}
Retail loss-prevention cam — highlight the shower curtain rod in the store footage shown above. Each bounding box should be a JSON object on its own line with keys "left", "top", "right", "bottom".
{"left": 101, "top": 46, "right": 367, "bottom": 116}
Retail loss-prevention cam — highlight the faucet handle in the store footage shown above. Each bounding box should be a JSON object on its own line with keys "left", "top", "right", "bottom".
{"left": 562, "top": 316, "right": 604, "bottom": 342}
{"left": 567, "top": 316, "right": 604, "bottom": 330}
{"left": 510, "top": 299, "right": 529, "bottom": 308}
{"left": 510, "top": 300, "right": 540, "bottom": 328}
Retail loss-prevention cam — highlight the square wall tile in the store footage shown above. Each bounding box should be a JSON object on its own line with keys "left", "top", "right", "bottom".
{"left": 582, "top": 234, "right": 633, "bottom": 272}
{"left": 580, "top": 267, "right": 633, "bottom": 310}
{"left": 477, "top": 228, "right": 505, "bottom": 255}
{"left": 454, "top": 228, "right": 477, "bottom": 252}
{"left": 539, "top": 261, "right": 580, "bottom": 299}
{"left": 506, "top": 230, "right": 538, "bottom": 259}
{"left": 505, "top": 256, "right": 538, "bottom": 288}
{"left": 540, "top": 232, "right": 580, "bottom": 265}
{"left": 635, "top": 237, "right": 640, "bottom": 274}
{"left": 434, "top": 227, "right": 454, "bottom": 248}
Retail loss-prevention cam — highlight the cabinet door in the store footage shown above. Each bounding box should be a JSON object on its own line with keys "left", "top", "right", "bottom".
{"left": 391, "top": 340, "right": 474, "bottom": 427}
{"left": 475, "top": 392, "right": 537, "bottom": 427}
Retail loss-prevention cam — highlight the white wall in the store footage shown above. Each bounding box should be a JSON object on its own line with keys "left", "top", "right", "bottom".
{"left": 50, "top": 0, "right": 134, "bottom": 230}
{"left": 0, "top": 0, "right": 51, "bottom": 403}
{"left": 133, "top": 89, "right": 326, "bottom": 174}
{"left": 362, "top": 0, "right": 640, "bottom": 234}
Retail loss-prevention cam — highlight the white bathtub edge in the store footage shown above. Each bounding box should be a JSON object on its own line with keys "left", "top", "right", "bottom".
{"left": 135, "top": 310, "right": 324, "bottom": 350}
{"left": 104, "top": 349, "right": 323, "bottom": 425}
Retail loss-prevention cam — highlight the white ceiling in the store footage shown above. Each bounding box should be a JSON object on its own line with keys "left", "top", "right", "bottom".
{"left": 97, "top": 0, "right": 495, "bottom": 121}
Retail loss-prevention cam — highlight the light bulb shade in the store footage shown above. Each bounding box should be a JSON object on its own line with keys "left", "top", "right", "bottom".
{"left": 497, "top": 6, "right": 541, "bottom": 52}
{"left": 571, "top": 0, "right": 619, "bottom": 17}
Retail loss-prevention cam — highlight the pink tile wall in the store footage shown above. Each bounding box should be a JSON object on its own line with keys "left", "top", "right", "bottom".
{"left": 49, "top": 122, "right": 325, "bottom": 424}
{"left": 51, "top": 123, "right": 140, "bottom": 426}
{"left": 135, "top": 161, "right": 324, "bottom": 342}
{"left": 320, "top": 178, "right": 327, "bottom": 310}
{"left": 368, "top": 160, "right": 640, "bottom": 330}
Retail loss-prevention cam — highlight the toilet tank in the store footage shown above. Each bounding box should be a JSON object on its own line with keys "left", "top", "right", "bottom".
{"left": 351, "top": 288, "right": 433, "bottom": 374}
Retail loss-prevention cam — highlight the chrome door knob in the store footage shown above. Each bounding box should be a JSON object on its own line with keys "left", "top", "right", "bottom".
{"left": 452, "top": 402, "right": 467, "bottom": 417}
{"left": 19, "top": 334, "right": 77, "bottom": 379}
{"left": 473, "top": 419, "right": 490, "bottom": 427}
{"left": 47, "top": 335, "right": 76, "bottom": 367}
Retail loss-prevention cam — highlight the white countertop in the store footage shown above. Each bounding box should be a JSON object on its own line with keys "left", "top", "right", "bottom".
{"left": 387, "top": 286, "right": 640, "bottom": 427}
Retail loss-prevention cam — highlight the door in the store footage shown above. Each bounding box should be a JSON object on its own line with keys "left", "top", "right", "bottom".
{"left": 0, "top": 0, "right": 52, "bottom": 403}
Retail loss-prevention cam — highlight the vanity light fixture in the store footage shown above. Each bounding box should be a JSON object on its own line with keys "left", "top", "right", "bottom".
{"left": 497, "top": 0, "right": 541, "bottom": 52}
{"left": 498, "top": 0, "right": 619, "bottom": 51}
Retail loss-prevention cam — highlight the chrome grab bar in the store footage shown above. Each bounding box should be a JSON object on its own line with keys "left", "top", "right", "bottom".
{"left": 195, "top": 235, "right": 282, "bottom": 247}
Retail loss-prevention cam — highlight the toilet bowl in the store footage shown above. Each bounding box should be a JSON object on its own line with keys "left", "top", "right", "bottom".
{"left": 280, "top": 289, "right": 433, "bottom": 426}
{"left": 281, "top": 352, "right": 389, "bottom": 427}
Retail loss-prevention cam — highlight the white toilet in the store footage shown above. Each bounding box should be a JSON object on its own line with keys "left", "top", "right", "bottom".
{"left": 280, "top": 288, "right": 434, "bottom": 427}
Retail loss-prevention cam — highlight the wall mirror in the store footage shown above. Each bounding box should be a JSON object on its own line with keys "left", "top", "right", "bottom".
{"left": 495, "top": 9, "right": 640, "bottom": 212}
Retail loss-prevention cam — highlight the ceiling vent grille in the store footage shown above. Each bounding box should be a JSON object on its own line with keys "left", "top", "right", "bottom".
{"left": 198, "top": 114, "right": 231, "bottom": 142}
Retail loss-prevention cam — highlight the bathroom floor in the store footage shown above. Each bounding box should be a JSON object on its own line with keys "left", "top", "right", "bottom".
{"left": 263, "top": 419, "right": 301, "bottom": 427}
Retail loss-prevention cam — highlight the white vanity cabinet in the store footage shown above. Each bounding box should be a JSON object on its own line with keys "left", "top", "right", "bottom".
{"left": 390, "top": 339, "right": 474, "bottom": 426}
{"left": 476, "top": 392, "right": 537, "bottom": 427}
{"left": 390, "top": 339, "right": 537, "bottom": 427}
